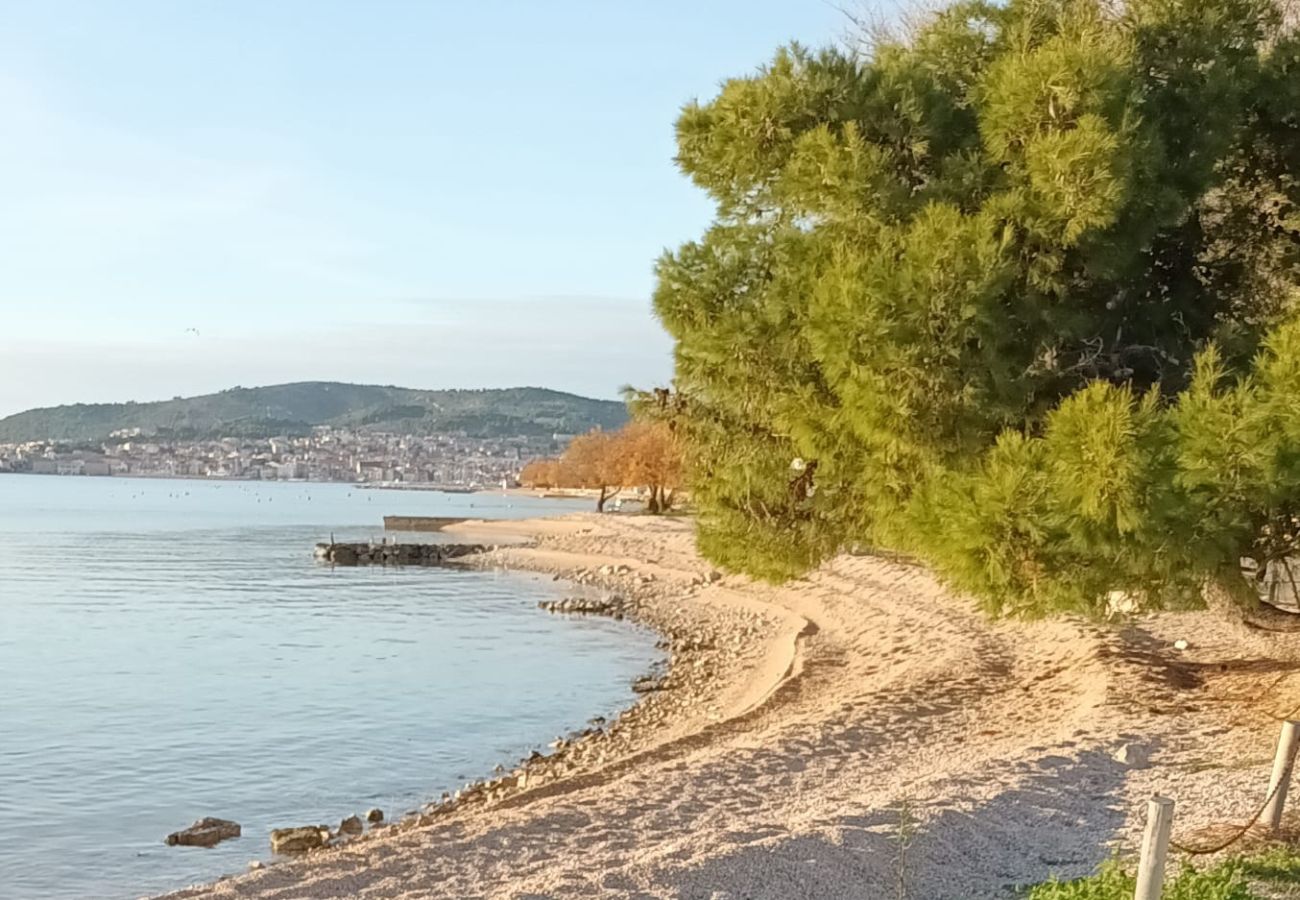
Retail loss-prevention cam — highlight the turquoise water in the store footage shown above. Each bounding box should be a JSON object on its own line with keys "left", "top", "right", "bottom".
{"left": 0, "top": 476, "right": 660, "bottom": 900}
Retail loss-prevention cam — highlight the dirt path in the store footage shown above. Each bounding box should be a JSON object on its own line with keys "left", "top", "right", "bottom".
{"left": 158, "top": 514, "right": 1300, "bottom": 899}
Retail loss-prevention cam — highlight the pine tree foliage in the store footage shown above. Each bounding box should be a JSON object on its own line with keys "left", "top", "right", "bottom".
{"left": 655, "top": 0, "right": 1300, "bottom": 615}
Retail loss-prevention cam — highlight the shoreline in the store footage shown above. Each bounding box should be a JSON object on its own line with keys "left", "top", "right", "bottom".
{"left": 156, "top": 513, "right": 805, "bottom": 898}
{"left": 310, "top": 516, "right": 801, "bottom": 824}
{"left": 157, "top": 513, "right": 1300, "bottom": 899}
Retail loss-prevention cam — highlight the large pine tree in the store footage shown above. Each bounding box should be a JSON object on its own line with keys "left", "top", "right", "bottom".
{"left": 655, "top": 0, "right": 1300, "bottom": 614}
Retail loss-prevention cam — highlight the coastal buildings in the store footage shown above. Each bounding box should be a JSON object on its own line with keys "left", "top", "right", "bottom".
{"left": 0, "top": 426, "right": 565, "bottom": 488}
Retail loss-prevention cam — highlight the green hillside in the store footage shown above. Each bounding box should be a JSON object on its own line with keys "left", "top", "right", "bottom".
{"left": 0, "top": 383, "right": 628, "bottom": 443}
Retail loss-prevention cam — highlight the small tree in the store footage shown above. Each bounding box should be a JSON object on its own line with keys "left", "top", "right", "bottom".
{"left": 619, "top": 420, "right": 684, "bottom": 513}
{"left": 563, "top": 429, "right": 626, "bottom": 512}
{"left": 530, "top": 421, "right": 687, "bottom": 514}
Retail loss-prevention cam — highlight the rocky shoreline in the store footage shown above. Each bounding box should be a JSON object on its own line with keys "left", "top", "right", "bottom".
{"left": 156, "top": 513, "right": 1300, "bottom": 900}
{"left": 323, "top": 544, "right": 779, "bottom": 831}
{"left": 161, "top": 522, "right": 784, "bottom": 886}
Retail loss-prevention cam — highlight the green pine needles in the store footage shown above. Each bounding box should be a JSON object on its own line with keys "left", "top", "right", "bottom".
{"left": 654, "top": 0, "right": 1300, "bottom": 616}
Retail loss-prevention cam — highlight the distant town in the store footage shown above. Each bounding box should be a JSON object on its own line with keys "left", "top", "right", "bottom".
{"left": 0, "top": 427, "right": 572, "bottom": 488}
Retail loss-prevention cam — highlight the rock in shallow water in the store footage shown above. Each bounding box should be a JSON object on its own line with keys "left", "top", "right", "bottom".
{"left": 270, "top": 826, "right": 329, "bottom": 853}
{"left": 165, "top": 817, "right": 241, "bottom": 848}
{"left": 366, "top": 807, "right": 384, "bottom": 823}
{"left": 632, "top": 675, "right": 665, "bottom": 694}
{"left": 338, "top": 815, "right": 363, "bottom": 836}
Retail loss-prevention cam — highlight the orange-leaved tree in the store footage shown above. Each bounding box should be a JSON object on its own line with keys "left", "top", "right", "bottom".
{"left": 562, "top": 428, "right": 626, "bottom": 512}
{"left": 518, "top": 458, "right": 562, "bottom": 488}
{"left": 519, "top": 421, "right": 684, "bottom": 513}
{"left": 619, "top": 420, "right": 682, "bottom": 513}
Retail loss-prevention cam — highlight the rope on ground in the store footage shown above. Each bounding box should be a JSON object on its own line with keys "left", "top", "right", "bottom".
{"left": 1169, "top": 767, "right": 1288, "bottom": 856}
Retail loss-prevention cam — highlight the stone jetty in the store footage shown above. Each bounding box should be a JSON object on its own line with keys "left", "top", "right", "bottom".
{"left": 314, "top": 541, "right": 488, "bottom": 566}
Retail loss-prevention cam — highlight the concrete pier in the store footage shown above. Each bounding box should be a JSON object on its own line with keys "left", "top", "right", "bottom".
{"left": 382, "top": 516, "right": 469, "bottom": 532}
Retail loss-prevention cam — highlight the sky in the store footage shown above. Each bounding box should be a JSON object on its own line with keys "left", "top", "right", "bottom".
{"left": 0, "top": 0, "right": 853, "bottom": 417}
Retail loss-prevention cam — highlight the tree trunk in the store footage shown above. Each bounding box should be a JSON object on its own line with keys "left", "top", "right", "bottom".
{"left": 1204, "top": 574, "right": 1249, "bottom": 623}
{"left": 1205, "top": 567, "right": 1300, "bottom": 632}
{"left": 596, "top": 485, "right": 621, "bottom": 513}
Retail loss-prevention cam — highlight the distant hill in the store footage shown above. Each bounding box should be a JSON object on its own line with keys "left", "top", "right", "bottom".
{"left": 0, "top": 383, "right": 628, "bottom": 443}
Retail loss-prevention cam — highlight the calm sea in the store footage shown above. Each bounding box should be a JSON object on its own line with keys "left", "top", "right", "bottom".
{"left": 0, "top": 476, "right": 660, "bottom": 900}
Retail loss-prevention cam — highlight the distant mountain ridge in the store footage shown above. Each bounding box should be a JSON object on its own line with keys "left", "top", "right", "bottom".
{"left": 0, "top": 382, "right": 628, "bottom": 443}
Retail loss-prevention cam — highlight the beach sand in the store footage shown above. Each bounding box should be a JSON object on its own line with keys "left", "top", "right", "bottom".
{"left": 157, "top": 512, "right": 1300, "bottom": 899}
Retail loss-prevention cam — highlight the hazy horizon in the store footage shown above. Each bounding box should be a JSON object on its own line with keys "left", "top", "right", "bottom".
{"left": 0, "top": 1, "right": 850, "bottom": 418}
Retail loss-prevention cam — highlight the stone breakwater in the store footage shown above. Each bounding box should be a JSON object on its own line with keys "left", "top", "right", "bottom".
{"left": 313, "top": 541, "right": 487, "bottom": 566}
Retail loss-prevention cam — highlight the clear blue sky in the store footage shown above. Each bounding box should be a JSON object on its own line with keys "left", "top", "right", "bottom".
{"left": 0, "top": 0, "right": 853, "bottom": 417}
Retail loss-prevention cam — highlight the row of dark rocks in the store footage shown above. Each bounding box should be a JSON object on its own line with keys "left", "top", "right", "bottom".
{"left": 267, "top": 807, "right": 386, "bottom": 854}
{"left": 537, "top": 594, "right": 633, "bottom": 618}
{"left": 164, "top": 809, "right": 385, "bottom": 855}
{"left": 314, "top": 541, "right": 488, "bottom": 566}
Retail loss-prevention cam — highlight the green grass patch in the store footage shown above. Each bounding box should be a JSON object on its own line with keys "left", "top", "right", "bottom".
{"left": 1026, "top": 846, "right": 1300, "bottom": 898}
{"left": 1024, "top": 858, "right": 1258, "bottom": 900}
{"left": 1025, "top": 856, "right": 1292, "bottom": 900}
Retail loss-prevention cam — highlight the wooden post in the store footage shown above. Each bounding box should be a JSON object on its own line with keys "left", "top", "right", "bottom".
{"left": 1135, "top": 796, "right": 1175, "bottom": 900}
{"left": 1262, "top": 720, "right": 1300, "bottom": 831}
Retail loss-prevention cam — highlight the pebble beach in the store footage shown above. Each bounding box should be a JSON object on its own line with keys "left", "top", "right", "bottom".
{"left": 157, "top": 512, "right": 1300, "bottom": 899}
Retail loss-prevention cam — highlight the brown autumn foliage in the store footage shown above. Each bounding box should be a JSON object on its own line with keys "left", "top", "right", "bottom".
{"left": 563, "top": 428, "right": 626, "bottom": 511}
{"left": 618, "top": 421, "right": 683, "bottom": 513}
{"left": 517, "top": 458, "right": 564, "bottom": 488}
{"left": 518, "top": 422, "right": 683, "bottom": 513}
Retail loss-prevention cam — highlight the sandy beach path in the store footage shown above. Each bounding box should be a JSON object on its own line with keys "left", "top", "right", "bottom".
{"left": 158, "top": 513, "right": 1300, "bottom": 899}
